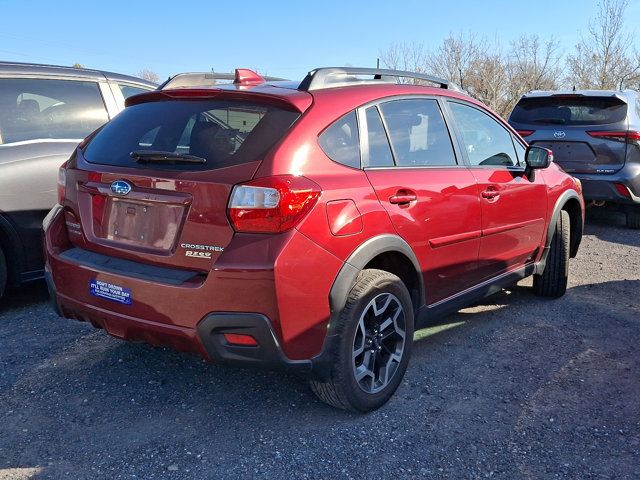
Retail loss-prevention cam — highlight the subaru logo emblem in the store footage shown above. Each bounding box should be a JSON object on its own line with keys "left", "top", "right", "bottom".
{"left": 110, "top": 180, "right": 132, "bottom": 196}
{"left": 553, "top": 131, "right": 566, "bottom": 139}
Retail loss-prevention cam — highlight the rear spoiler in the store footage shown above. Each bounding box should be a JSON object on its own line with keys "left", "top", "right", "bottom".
{"left": 520, "top": 91, "right": 628, "bottom": 103}
{"left": 125, "top": 88, "right": 312, "bottom": 113}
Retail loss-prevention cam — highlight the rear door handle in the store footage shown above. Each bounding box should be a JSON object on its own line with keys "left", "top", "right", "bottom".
{"left": 481, "top": 189, "right": 500, "bottom": 200}
{"left": 389, "top": 191, "right": 417, "bottom": 205}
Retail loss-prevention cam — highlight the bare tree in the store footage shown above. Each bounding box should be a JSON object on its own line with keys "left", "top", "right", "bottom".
{"left": 138, "top": 69, "right": 160, "bottom": 84}
{"left": 425, "top": 33, "right": 487, "bottom": 91}
{"left": 505, "top": 34, "right": 564, "bottom": 108}
{"left": 380, "top": 35, "right": 512, "bottom": 114}
{"left": 470, "top": 51, "right": 511, "bottom": 116}
{"left": 567, "top": 0, "right": 640, "bottom": 89}
{"left": 379, "top": 42, "right": 428, "bottom": 81}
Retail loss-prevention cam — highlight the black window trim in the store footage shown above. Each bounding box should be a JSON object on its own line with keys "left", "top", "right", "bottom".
{"left": 358, "top": 94, "right": 464, "bottom": 171}
{"left": 442, "top": 98, "right": 526, "bottom": 172}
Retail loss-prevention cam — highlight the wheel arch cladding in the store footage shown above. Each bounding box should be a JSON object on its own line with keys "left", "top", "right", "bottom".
{"left": 562, "top": 196, "right": 583, "bottom": 258}
{"left": 547, "top": 190, "right": 582, "bottom": 257}
{"left": 0, "top": 213, "right": 25, "bottom": 287}
{"left": 329, "top": 234, "right": 425, "bottom": 318}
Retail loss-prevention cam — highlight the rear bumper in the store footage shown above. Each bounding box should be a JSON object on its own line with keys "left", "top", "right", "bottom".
{"left": 574, "top": 169, "right": 640, "bottom": 205}
{"left": 43, "top": 204, "right": 343, "bottom": 366}
{"left": 46, "top": 267, "right": 313, "bottom": 372}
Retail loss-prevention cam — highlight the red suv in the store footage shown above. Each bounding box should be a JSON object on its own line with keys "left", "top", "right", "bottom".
{"left": 44, "top": 67, "right": 584, "bottom": 412}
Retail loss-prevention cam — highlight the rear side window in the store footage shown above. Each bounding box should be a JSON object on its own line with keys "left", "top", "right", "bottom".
{"left": 510, "top": 96, "right": 628, "bottom": 126}
{"left": 318, "top": 111, "right": 360, "bottom": 168}
{"left": 0, "top": 78, "right": 108, "bottom": 145}
{"left": 83, "top": 99, "right": 300, "bottom": 170}
{"left": 378, "top": 99, "right": 456, "bottom": 167}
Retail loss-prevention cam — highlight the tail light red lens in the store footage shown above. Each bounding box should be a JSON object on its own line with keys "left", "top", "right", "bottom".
{"left": 228, "top": 175, "right": 321, "bottom": 233}
{"left": 57, "top": 161, "right": 68, "bottom": 204}
{"left": 614, "top": 183, "right": 632, "bottom": 198}
{"left": 516, "top": 130, "right": 535, "bottom": 138}
{"left": 587, "top": 130, "right": 640, "bottom": 144}
{"left": 223, "top": 333, "right": 258, "bottom": 346}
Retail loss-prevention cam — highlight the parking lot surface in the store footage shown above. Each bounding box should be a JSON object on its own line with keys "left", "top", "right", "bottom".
{"left": 1, "top": 211, "right": 639, "bottom": 480}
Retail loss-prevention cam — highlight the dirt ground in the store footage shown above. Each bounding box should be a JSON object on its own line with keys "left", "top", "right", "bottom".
{"left": 0, "top": 210, "right": 638, "bottom": 479}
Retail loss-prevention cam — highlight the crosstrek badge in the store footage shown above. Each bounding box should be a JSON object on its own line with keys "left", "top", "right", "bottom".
{"left": 89, "top": 279, "right": 132, "bottom": 305}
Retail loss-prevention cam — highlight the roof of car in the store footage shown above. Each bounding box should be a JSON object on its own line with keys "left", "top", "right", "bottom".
{"left": 130, "top": 67, "right": 480, "bottom": 116}
{"left": 0, "top": 60, "right": 157, "bottom": 87}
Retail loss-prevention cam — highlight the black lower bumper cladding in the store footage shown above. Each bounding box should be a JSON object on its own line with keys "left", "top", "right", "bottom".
{"left": 197, "top": 313, "right": 313, "bottom": 374}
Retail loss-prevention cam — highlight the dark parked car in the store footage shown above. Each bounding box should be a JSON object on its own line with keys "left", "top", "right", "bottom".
{"left": 509, "top": 89, "right": 640, "bottom": 228}
{"left": 45, "top": 67, "right": 584, "bottom": 411}
{"left": 0, "top": 61, "right": 156, "bottom": 300}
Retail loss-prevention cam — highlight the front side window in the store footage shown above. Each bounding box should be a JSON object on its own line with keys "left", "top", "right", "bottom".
{"left": 0, "top": 78, "right": 108, "bottom": 144}
{"left": 513, "top": 135, "right": 526, "bottom": 165}
{"left": 378, "top": 99, "right": 457, "bottom": 167}
{"left": 449, "top": 102, "right": 518, "bottom": 167}
{"left": 318, "top": 111, "right": 360, "bottom": 168}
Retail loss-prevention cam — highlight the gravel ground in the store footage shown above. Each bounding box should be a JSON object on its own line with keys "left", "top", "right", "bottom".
{"left": 0, "top": 210, "right": 639, "bottom": 480}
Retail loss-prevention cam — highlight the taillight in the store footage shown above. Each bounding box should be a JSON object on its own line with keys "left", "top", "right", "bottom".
{"left": 228, "top": 175, "right": 321, "bottom": 233}
{"left": 614, "top": 183, "right": 632, "bottom": 198}
{"left": 587, "top": 130, "right": 640, "bottom": 144}
{"left": 516, "top": 129, "right": 535, "bottom": 138}
{"left": 223, "top": 333, "right": 258, "bottom": 346}
{"left": 57, "top": 161, "right": 68, "bottom": 204}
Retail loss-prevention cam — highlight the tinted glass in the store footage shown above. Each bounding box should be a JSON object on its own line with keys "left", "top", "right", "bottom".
{"left": 0, "top": 78, "right": 107, "bottom": 144}
{"left": 510, "top": 96, "right": 627, "bottom": 126}
{"left": 84, "top": 99, "right": 300, "bottom": 171}
{"left": 117, "top": 84, "right": 151, "bottom": 99}
{"left": 318, "top": 111, "right": 360, "bottom": 168}
{"left": 449, "top": 102, "right": 518, "bottom": 167}
{"left": 364, "top": 106, "right": 394, "bottom": 167}
{"left": 378, "top": 99, "right": 456, "bottom": 167}
{"left": 513, "top": 135, "right": 526, "bottom": 165}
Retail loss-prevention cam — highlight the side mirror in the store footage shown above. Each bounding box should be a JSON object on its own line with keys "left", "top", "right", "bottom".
{"left": 525, "top": 146, "right": 553, "bottom": 169}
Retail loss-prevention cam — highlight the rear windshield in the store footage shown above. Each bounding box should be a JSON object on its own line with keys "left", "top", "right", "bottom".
{"left": 83, "top": 99, "right": 300, "bottom": 170}
{"left": 510, "top": 96, "right": 627, "bottom": 126}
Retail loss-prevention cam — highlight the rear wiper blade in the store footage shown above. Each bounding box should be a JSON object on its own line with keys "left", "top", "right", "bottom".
{"left": 130, "top": 150, "right": 207, "bottom": 164}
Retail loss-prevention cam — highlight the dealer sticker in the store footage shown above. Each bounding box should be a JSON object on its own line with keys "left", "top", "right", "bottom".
{"left": 89, "top": 279, "right": 132, "bottom": 305}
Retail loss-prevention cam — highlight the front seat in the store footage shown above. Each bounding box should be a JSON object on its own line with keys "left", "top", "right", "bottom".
{"left": 189, "top": 121, "right": 227, "bottom": 162}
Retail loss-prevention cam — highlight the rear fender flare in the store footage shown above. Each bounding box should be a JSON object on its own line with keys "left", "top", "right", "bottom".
{"left": 328, "top": 234, "right": 424, "bottom": 319}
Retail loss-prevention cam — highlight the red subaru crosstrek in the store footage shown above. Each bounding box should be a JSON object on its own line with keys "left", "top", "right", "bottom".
{"left": 44, "top": 67, "right": 584, "bottom": 412}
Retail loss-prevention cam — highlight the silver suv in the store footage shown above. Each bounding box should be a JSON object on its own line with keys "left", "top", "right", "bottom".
{"left": 0, "top": 62, "right": 156, "bottom": 301}
{"left": 509, "top": 89, "right": 640, "bottom": 228}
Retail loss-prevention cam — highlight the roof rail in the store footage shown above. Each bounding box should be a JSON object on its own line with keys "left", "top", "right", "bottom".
{"left": 159, "top": 70, "right": 287, "bottom": 90}
{"left": 298, "top": 67, "right": 452, "bottom": 91}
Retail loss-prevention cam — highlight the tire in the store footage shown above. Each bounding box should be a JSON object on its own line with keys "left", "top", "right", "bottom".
{"left": 0, "top": 246, "right": 6, "bottom": 303}
{"left": 310, "top": 269, "right": 414, "bottom": 412}
{"left": 626, "top": 210, "right": 640, "bottom": 229}
{"left": 533, "top": 209, "right": 570, "bottom": 298}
